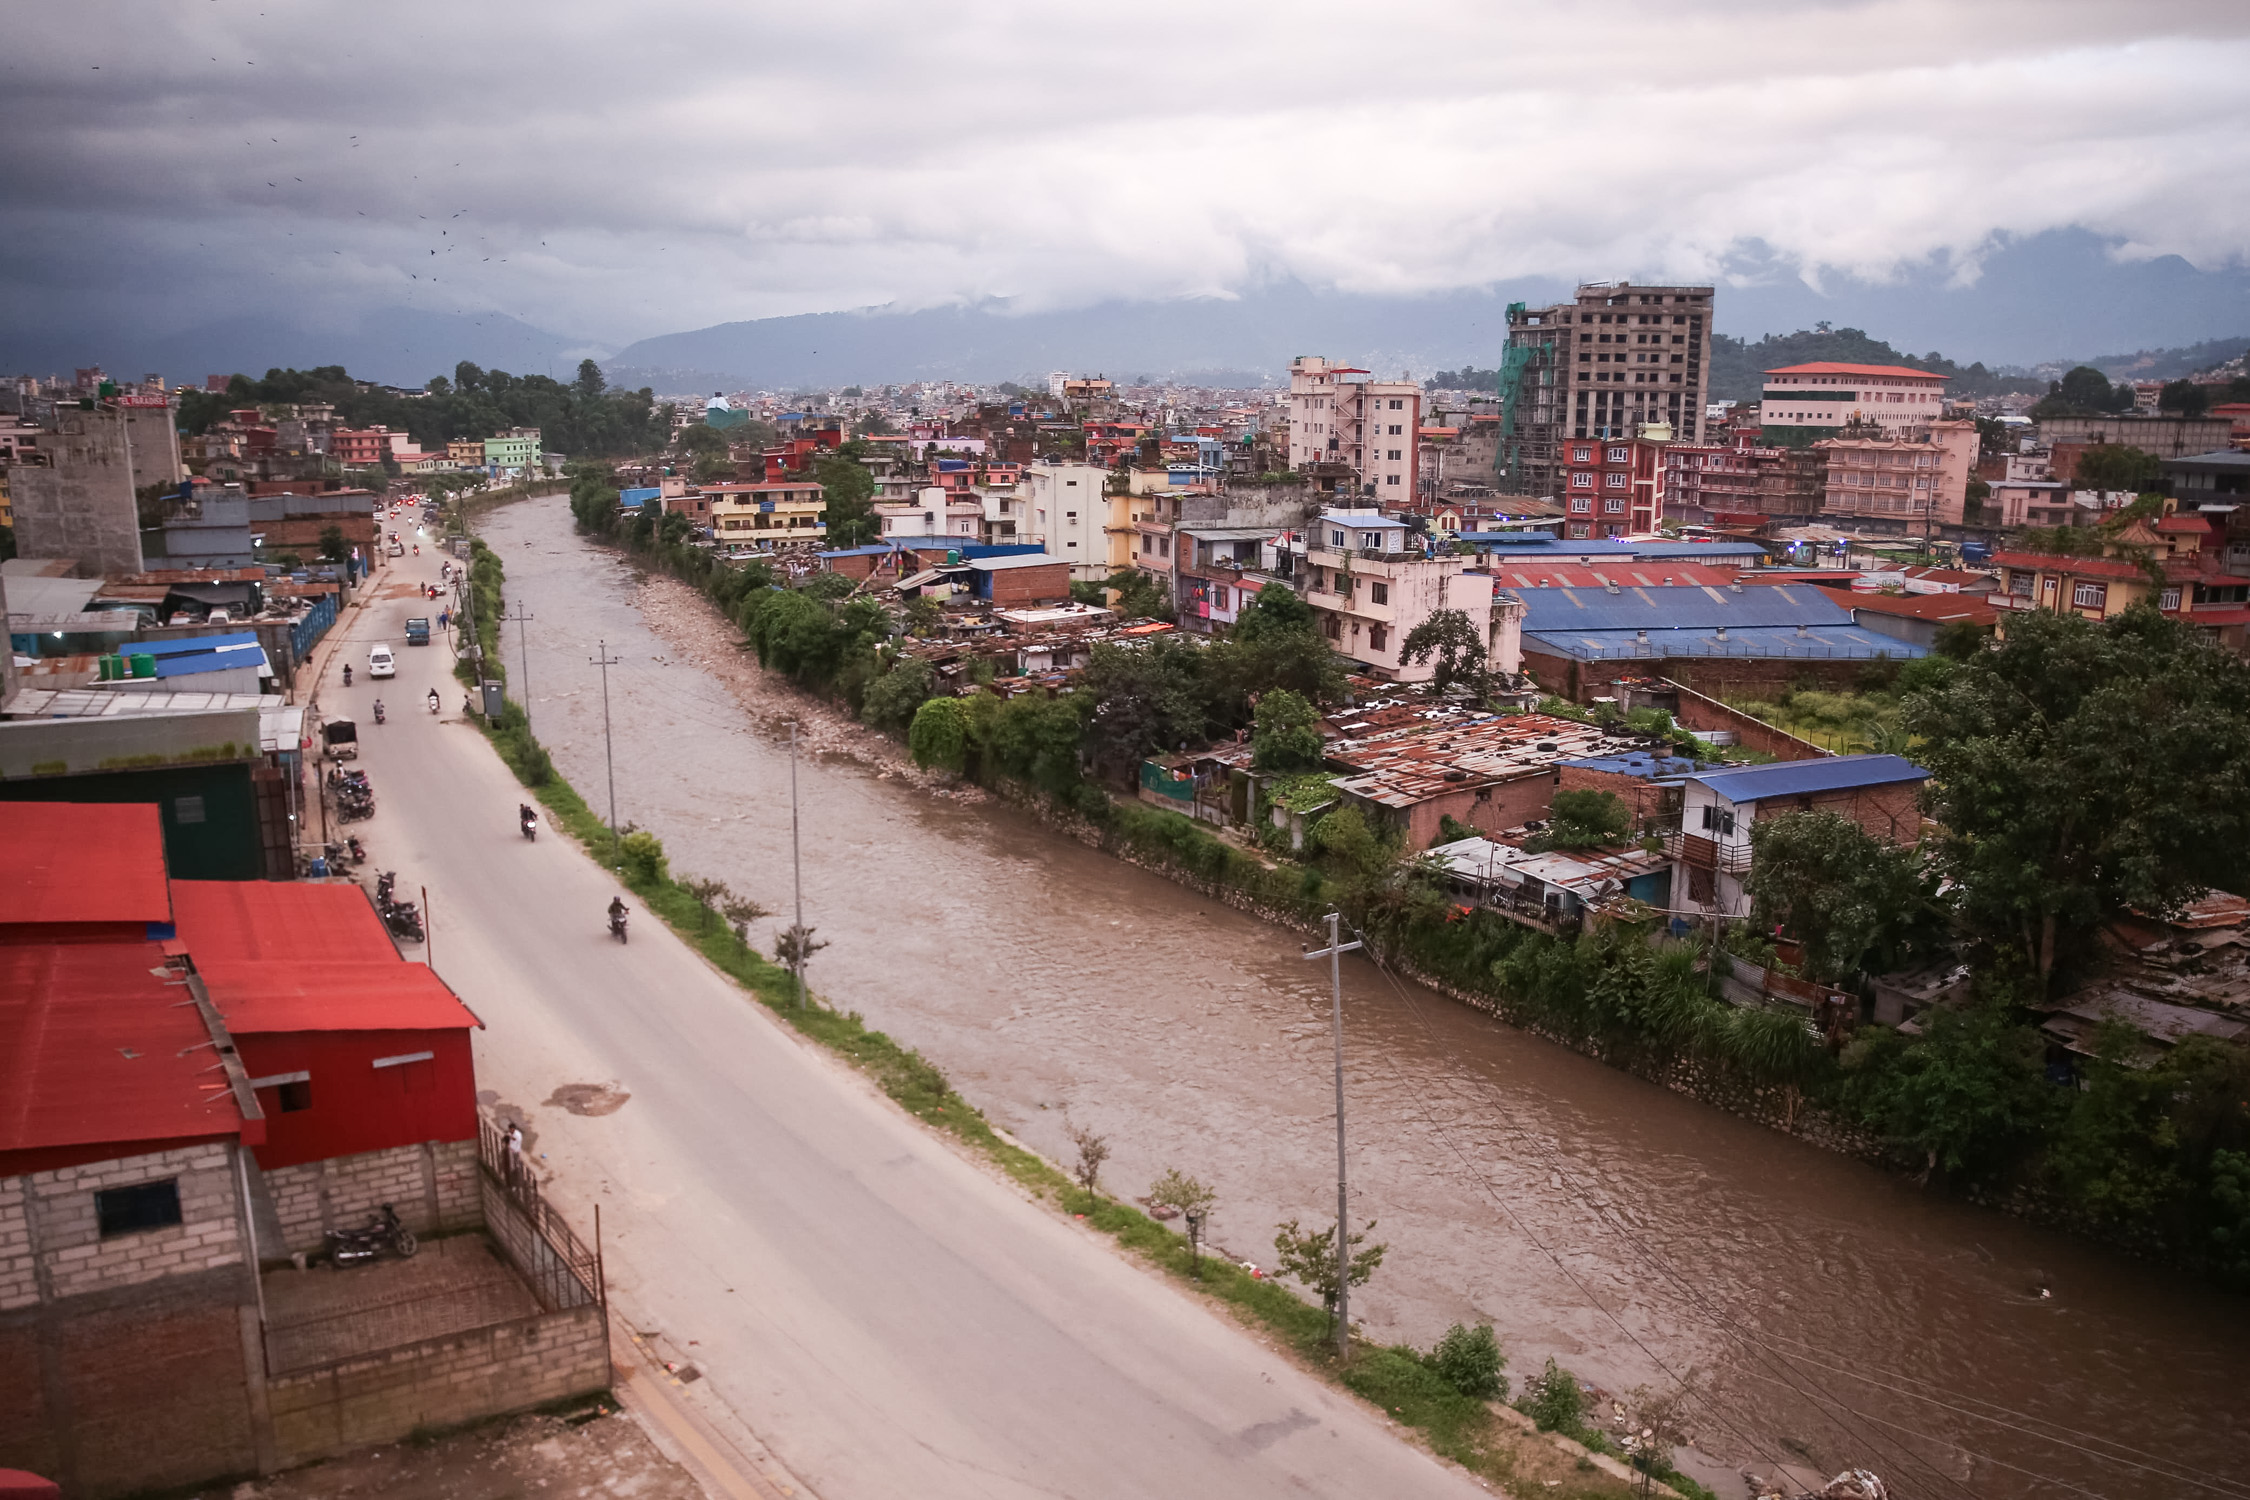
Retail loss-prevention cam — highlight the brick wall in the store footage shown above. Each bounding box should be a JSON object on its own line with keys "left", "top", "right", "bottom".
{"left": 1, "top": 1144, "right": 245, "bottom": 1306}
{"left": 266, "top": 1302, "right": 609, "bottom": 1467}
{"left": 1557, "top": 764, "right": 1677, "bottom": 831}
{"left": 1525, "top": 648, "right": 1882, "bottom": 705}
{"left": 261, "top": 1140, "right": 480, "bottom": 1256}
{"left": 1663, "top": 680, "right": 1828, "bottom": 762}
{"left": 1375, "top": 770, "right": 1559, "bottom": 851}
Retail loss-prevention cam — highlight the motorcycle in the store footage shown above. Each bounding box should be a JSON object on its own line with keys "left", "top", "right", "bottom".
{"left": 372, "top": 699, "right": 386, "bottom": 724}
{"left": 342, "top": 664, "right": 353, "bottom": 687}
{"left": 608, "top": 906, "right": 629, "bottom": 944}
{"left": 346, "top": 834, "right": 367, "bottom": 865}
{"left": 372, "top": 871, "right": 424, "bottom": 942}
{"left": 427, "top": 692, "right": 440, "bottom": 715}
{"left": 519, "top": 805, "right": 539, "bottom": 841}
{"left": 325, "top": 1203, "right": 418, "bottom": 1267}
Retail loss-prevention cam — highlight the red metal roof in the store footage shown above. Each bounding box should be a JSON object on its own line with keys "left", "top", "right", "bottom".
{"left": 0, "top": 803, "right": 171, "bottom": 928}
{"left": 170, "top": 880, "right": 395, "bottom": 964}
{"left": 1848, "top": 592, "right": 2000, "bottom": 625}
{"left": 0, "top": 943, "right": 256, "bottom": 1157}
{"left": 197, "top": 960, "right": 482, "bottom": 1034}
{"left": 1762, "top": 363, "right": 1947, "bottom": 381}
{"left": 1990, "top": 552, "right": 2153, "bottom": 581}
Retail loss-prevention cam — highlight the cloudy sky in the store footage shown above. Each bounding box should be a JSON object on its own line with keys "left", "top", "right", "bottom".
{"left": 4, "top": 0, "right": 2247, "bottom": 362}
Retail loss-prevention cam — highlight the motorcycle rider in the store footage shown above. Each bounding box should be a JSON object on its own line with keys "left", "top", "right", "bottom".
{"left": 519, "top": 802, "right": 538, "bottom": 835}
{"left": 607, "top": 894, "right": 629, "bottom": 931}
{"left": 427, "top": 687, "right": 441, "bottom": 714}
{"left": 342, "top": 663, "right": 353, "bottom": 687}
{"left": 373, "top": 698, "right": 385, "bottom": 723}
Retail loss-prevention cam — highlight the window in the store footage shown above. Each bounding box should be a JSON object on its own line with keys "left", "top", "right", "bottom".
{"left": 1388, "top": 425, "right": 1403, "bottom": 435}
{"left": 1572, "top": 446, "right": 1591, "bottom": 462}
{"left": 1386, "top": 449, "right": 1402, "bottom": 461}
{"left": 174, "top": 795, "right": 206, "bottom": 826}
{"left": 1570, "top": 496, "right": 1592, "bottom": 513}
{"left": 1387, "top": 399, "right": 1403, "bottom": 410}
{"left": 1330, "top": 528, "right": 1346, "bottom": 546}
{"left": 1605, "top": 472, "right": 1627, "bottom": 489}
{"left": 2160, "top": 587, "right": 2182, "bottom": 611}
{"left": 1324, "top": 614, "right": 1342, "bottom": 640}
{"left": 2072, "top": 581, "right": 2107, "bottom": 609}
{"left": 2009, "top": 572, "right": 2034, "bottom": 597}
{"left": 96, "top": 1179, "right": 182, "bottom": 1238}
{"left": 1606, "top": 446, "right": 1628, "bottom": 462}
{"left": 1570, "top": 472, "right": 1594, "bottom": 488}
{"left": 1370, "top": 581, "right": 1389, "bottom": 605}
{"left": 1604, "top": 497, "right": 1625, "bottom": 513}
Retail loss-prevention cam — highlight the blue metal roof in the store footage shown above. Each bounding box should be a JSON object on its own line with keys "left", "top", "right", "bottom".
{"left": 1524, "top": 624, "right": 1924, "bottom": 661}
{"left": 1690, "top": 754, "right": 1928, "bottom": 802}
{"left": 1560, "top": 751, "right": 1704, "bottom": 779}
{"left": 120, "top": 633, "right": 266, "bottom": 679}
{"left": 1519, "top": 584, "right": 1854, "bottom": 633}
{"left": 620, "top": 486, "right": 660, "bottom": 506}
{"left": 817, "top": 545, "right": 895, "bottom": 558}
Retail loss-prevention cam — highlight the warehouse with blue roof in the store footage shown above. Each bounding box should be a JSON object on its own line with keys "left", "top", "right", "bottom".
{"left": 1516, "top": 581, "right": 1924, "bottom": 700}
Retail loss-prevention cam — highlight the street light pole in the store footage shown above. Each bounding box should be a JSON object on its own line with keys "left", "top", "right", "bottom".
{"left": 791, "top": 721, "right": 805, "bottom": 1008}
{"left": 591, "top": 640, "right": 622, "bottom": 870}
{"left": 505, "top": 601, "right": 535, "bottom": 732}
{"left": 1303, "top": 911, "right": 1362, "bottom": 1358}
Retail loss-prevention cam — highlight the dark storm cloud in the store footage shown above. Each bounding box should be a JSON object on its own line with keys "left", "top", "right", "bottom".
{"left": 3, "top": 0, "right": 2247, "bottom": 348}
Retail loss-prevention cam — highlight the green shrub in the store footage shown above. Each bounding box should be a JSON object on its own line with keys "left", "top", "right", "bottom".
{"left": 1522, "top": 1357, "right": 1585, "bottom": 1434}
{"left": 1429, "top": 1322, "right": 1508, "bottom": 1400}
{"left": 909, "top": 696, "right": 971, "bottom": 771}
{"left": 620, "top": 829, "right": 669, "bottom": 885}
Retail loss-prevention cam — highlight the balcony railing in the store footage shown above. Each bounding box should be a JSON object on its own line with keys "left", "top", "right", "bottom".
{"left": 1661, "top": 829, "right": 1753, "bottom": 873}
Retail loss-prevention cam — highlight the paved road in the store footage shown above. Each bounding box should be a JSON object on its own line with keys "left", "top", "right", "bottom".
{"left": 322, "top": 526, "right": 1487, "bottom": 1500}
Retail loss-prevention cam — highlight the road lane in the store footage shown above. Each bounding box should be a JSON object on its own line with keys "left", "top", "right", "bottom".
{"left": 326, "top": 524, "right": 1485, "bottom": 1500}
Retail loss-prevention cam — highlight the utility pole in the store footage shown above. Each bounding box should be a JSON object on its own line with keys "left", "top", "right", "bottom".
{"left": 790, "top": 722, "right": 806, "bottom": 1008}
{"left": 591, "top": 640, "right": 622, "bottom": 870}
{"left": 504, "top": 601, "right": 535, "bottom": 731}
{"left": 1303, "top": 912, "right": 1362, "bottom": 1358}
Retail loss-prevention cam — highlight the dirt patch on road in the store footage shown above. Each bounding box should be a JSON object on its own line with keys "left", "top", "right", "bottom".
{"left": 631, "top": 568, "right": 984, "bottom": 801}
{"left": 546, "top": 1081, "right": 632, "bottom": 1116}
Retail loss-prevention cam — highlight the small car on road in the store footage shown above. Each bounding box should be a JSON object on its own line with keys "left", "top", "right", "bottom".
{"left": 368, "top": 645, "right": 397, "bottom": 679}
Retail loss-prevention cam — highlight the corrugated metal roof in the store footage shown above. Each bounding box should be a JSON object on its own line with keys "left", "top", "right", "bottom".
{"left": 0, "top": 942, "right": 254, "bottom": 1155}
{"left": 1560, "top": 751, "right": 1705, "bottom": 779}
{"left": 1326, "top": 712, "right": 1612, "bottom": 807}
{"left": 170, "top": 880, "right": 395, "bottom": 964}
{"left": 1690, "top": 753, "right": 1927, "bottom": 802}
{"left": 1462, "top": 537, "right": 1770, "bottom": 559}
{"left": 197, "top": 960, "right": 481, "bottom": 1034}
{"left": 1525, "top": 624, "right": 1925, "bottom": 661}
{"left": 0, "top": 802, "right": 172, "bottom": 927}
{"left": 4, "top": 689, "right": 303, "bottom": 754}
{"left": 1520, "top": 583, "right": 1854, "bottom": 633}
{"left": 965, "top": 554, "right": 1068, "bottom": 572}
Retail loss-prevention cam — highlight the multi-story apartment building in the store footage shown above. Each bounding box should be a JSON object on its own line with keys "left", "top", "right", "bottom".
{"left": 1022, "top": 462, "right": 1120, "bottom": 580}
{"left": 1301, "top": 509, "right": 1501, "bottom": 682}
{"left": 1556, "top": 435, "right": 1667, "bottom": 538}
{"left": 707, "top": 480, "right": 827, "bottom": 549}
{"left": 329, "top": 426, "right": 393, "bottom": 467}
{"left": 483, "top": 428, "right": 541, "bottom": 470}
{"left": 1286, "top": 356, "right": 1421, "bottom": 499}
{"left": 446, "top": 438, "right": 486, "bottom": 466}
{"left": 1497, "top": 282, "right": 1713, "bottom": 497}
{"left": 1663, "top": 432, "right": 1780, "bottom": 523}
{"left": 1814, "top": 421, "right": 1978, "bottom": 532}
{"left": 1759, "top": 363, "right": 1945, "bottom": 447}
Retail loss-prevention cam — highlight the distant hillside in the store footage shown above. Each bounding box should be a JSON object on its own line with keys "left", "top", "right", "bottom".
{"left": 1708, "top": 327, "right": 2044, "bottom": 405}
{"left": 2077, "top": 334, "right": 2250, "bottom": 383}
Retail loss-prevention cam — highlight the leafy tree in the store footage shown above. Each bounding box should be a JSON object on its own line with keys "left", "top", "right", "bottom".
{"left": 1148, "top": 1169, "right": 1218, "bottom": 1277}
{"left": 1930, "top": 619, "right": 1988, "bottom": 661}
{"left": 1233, "top": 580, "right": 1316, "bottom": 643}
{"left": 1905, "top": 606, "right": 2250, "bottom": 992}
{"left": 1066, "top": 1119, "right": 1111, "bottom": 1209}
{"left": 574, "top": 359, "right": 607, "bottom": 400}
{"left": 318, "top": 524, "right": 349, "bottom": 562}
{"left": 2035, "top": 365, "right": 2136, "bottom": 418}
{"left": 814, "top": 450, "right": 878, "bottom": 547}
{"left": 1251, "top": 689, "right": 1323, "bottom": 772}
{"left": 1271, "top": 1217, "right": 1385, "bottom": 1339}
{"left": 860, "top": 656, "right": 934, "bottom": 734}
{"left": 2070, "top": 443, "right": 2162, "bottom": 495}
{"left": 1398, "top": 608, "right": 1489, "bottom": 697}
{"left": 1079, "top": 637, "right": 1212, "bottom": 766}
{"left": 1744, "top": 810, "right": 1934, "bottom": 982}
{"left": 908, "top": 695, "right": 971, "bottom": 771}
{"left": 2158, "top": 379, "right": 2210, "bottom": 418}
{"left": 1838, "top": 1000, "right": 2054, "bottom": 1182}
{"left": 1099, "top": 568, "right": 1172, "bottom": 621}
{"left": 1429, "top": 1323, "right": 1507, "bottom": 1400}
{"left": 970, "top": 690, "right": 1087, "bottom": 794}
{"left": 1526, "top": 789, "right": 1630, "bottom": 852}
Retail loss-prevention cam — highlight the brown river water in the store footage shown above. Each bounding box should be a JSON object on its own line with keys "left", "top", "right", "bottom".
{"left": 482, "top": 496, "right": 2249, "bottom": 1499}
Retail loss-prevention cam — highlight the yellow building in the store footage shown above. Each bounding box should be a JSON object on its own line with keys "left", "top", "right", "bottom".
{"left": 445, "top": 438, "right": 486, "bottom": 466}
{"left": 1992, "top": 507, "right": 2250, "bottom": 656}
{"left": 708, "top": 482, "right": 827, "bottom": 549}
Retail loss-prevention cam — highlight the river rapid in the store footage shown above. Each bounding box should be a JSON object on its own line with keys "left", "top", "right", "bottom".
{"left": 482, "top": 496, "right": 2248, "bottom": 1498}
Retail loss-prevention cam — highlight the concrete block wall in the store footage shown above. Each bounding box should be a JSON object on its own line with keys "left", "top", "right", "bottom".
{"left": 263, "top": 1139, "right": 481, "bottom": 1256}
{"left": 2, "top": 1144, "right": 245, "bottom": 1306}
{"left": 266, "top": 1303, "right": 608, "bottom": 1467}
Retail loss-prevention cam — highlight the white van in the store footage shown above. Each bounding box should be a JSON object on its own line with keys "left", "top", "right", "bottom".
{"left": 368, "top": 645, "right": 397, "bottom": 679}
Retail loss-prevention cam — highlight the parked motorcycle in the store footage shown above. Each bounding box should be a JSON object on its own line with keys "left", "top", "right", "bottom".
{"left": 345, "top": 834, "right": 367, "bottom": 865}
{"left": 372, "top": 871, "right": 424, "bottom": 943}
{"left": 325, "top": 1203, "right": 418, "bottom": 1267}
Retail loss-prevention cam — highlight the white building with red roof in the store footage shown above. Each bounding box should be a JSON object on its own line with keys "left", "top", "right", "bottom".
{"left": 1759, "top": 362, "right": 1947, "bottom": 446}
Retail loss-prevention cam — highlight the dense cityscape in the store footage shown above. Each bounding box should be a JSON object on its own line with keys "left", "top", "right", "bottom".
{"left": 6, "top": 7, "right": 2250, "bottom": 1500}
